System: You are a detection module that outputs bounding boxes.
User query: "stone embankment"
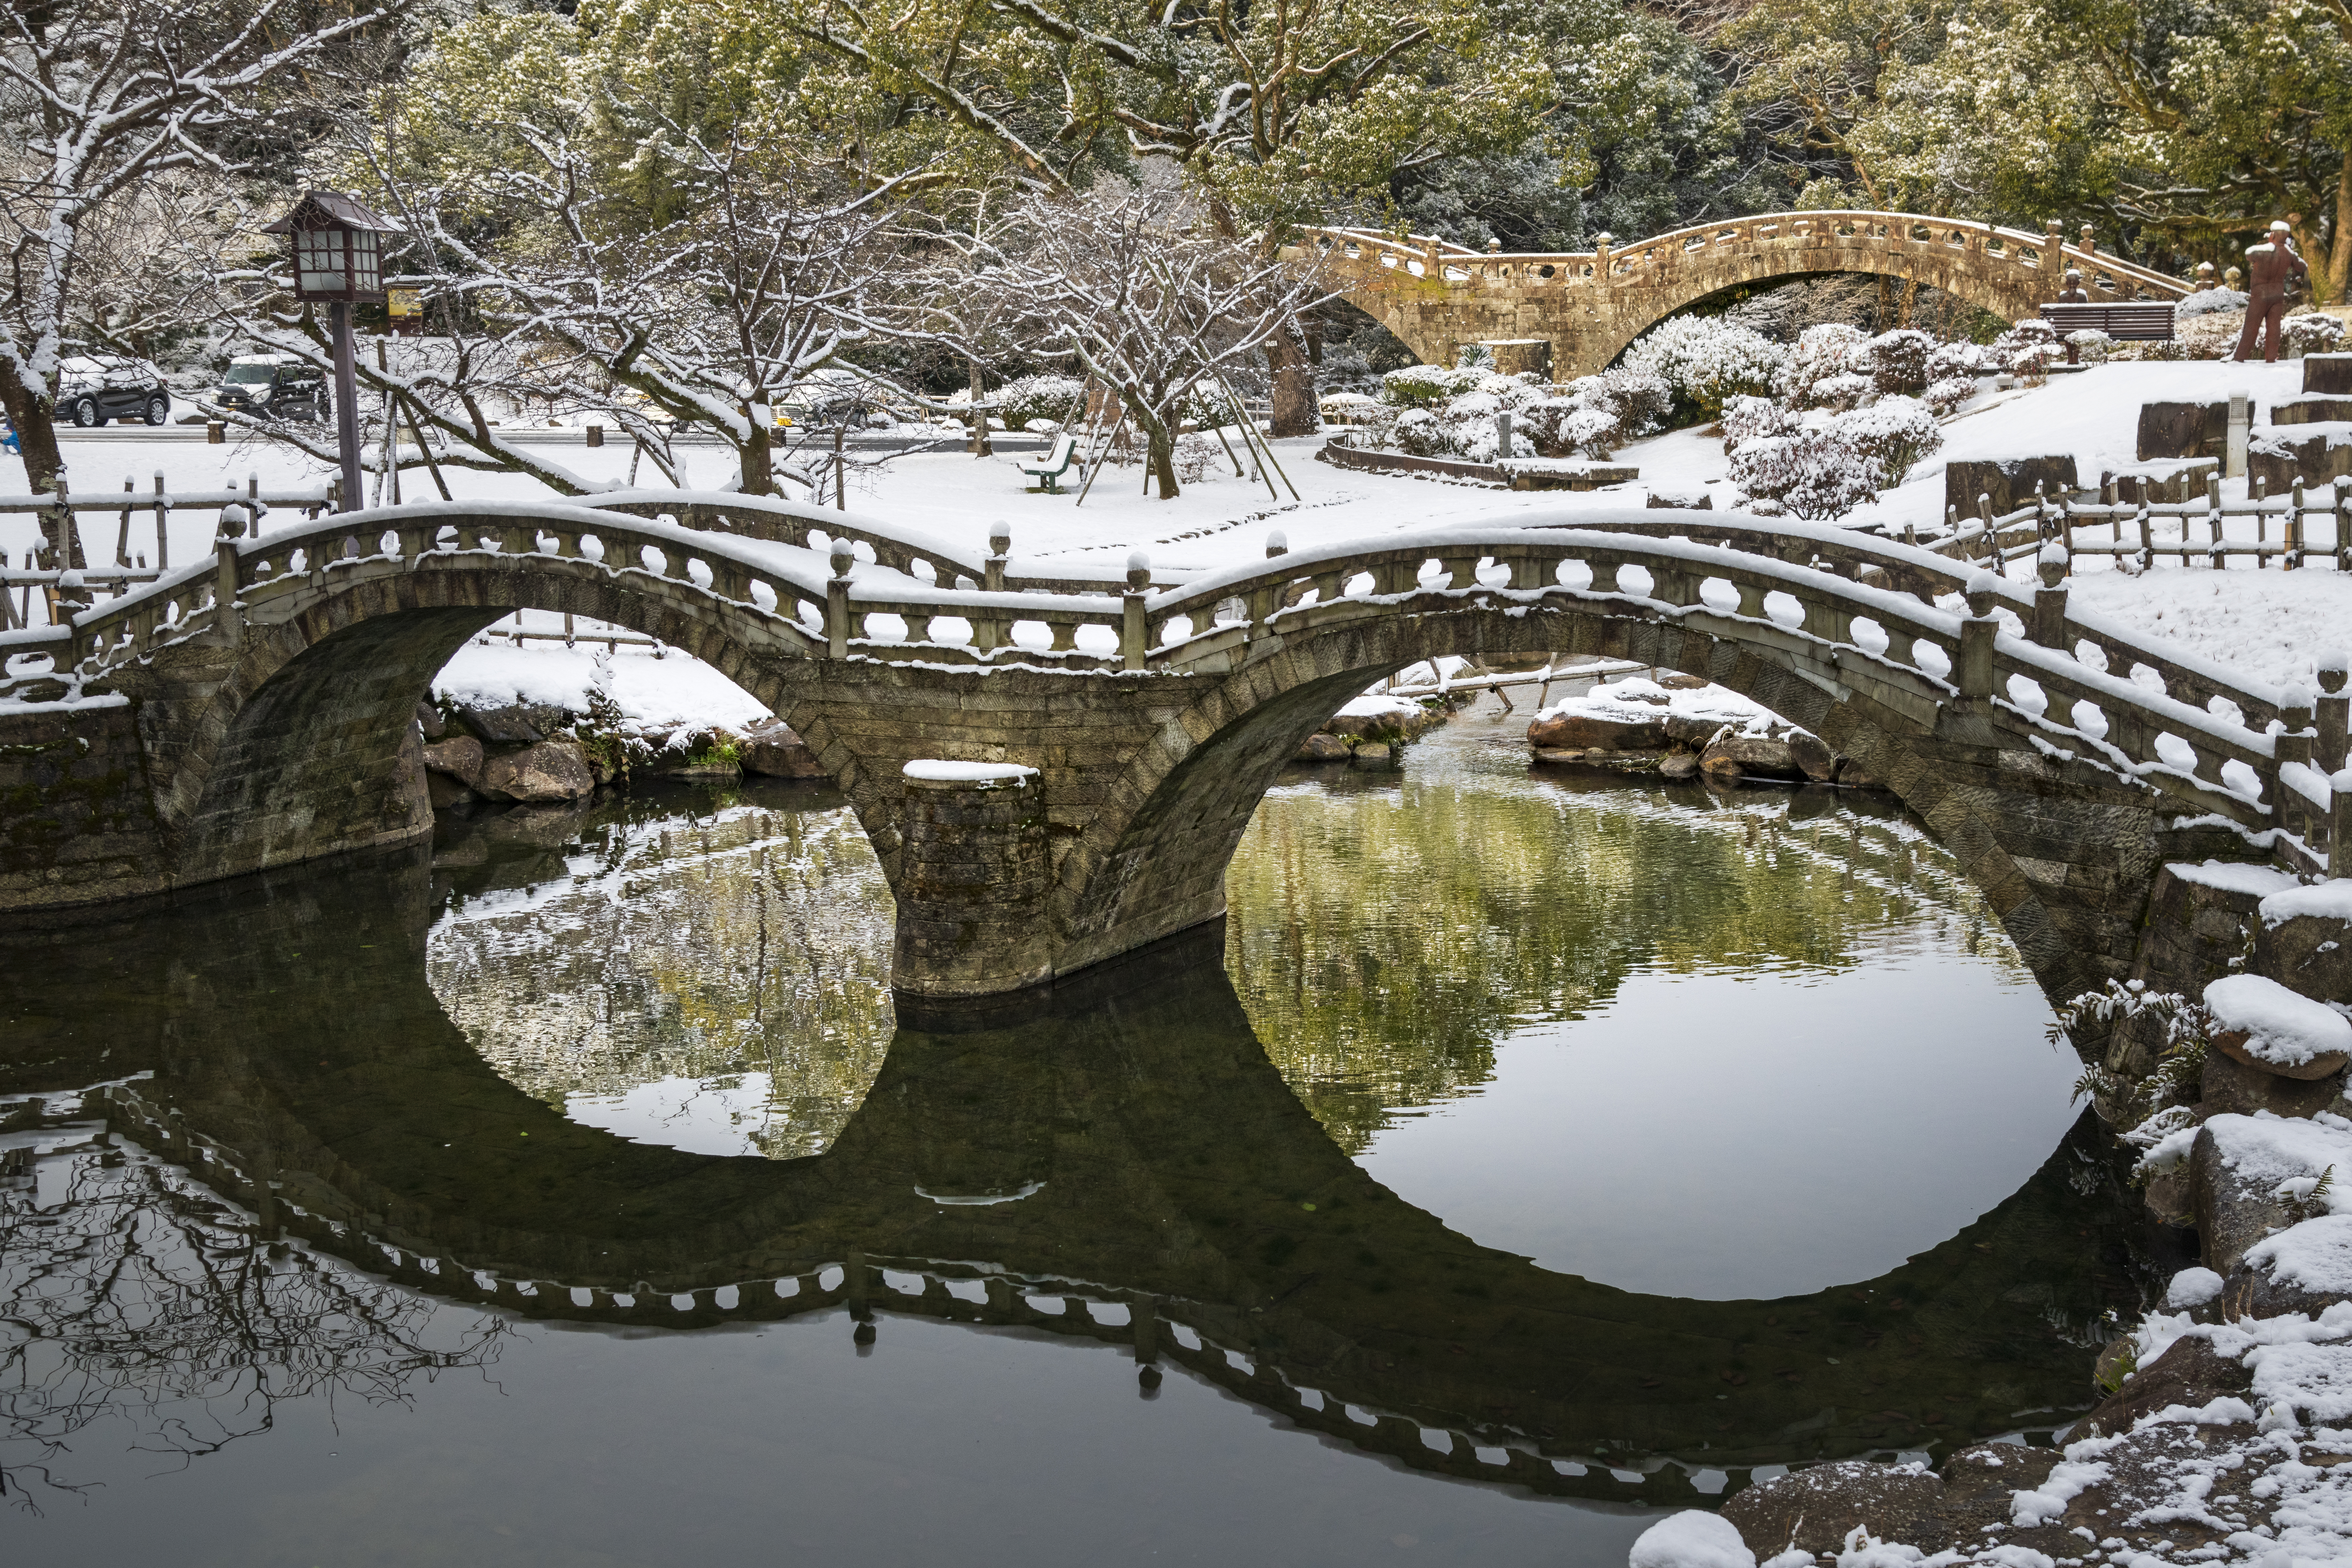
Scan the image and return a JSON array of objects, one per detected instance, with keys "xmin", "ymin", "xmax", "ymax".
[
  {"xmin": 417, "ymin": 697, "xmax": 825, "ymax": 810},
  {"xmin": 1635, "ymin": 867, "xmax": 2352, "ymax": 1568},
  {"xmin": 1526, "ymin": 674, "xmax": 1884, "ymax": 789}
]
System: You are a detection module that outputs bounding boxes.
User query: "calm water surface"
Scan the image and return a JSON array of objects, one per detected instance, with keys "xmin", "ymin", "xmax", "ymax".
[{"xmin": 1, "ymin": 700, "xmax": 2159, "ymax": 1566}]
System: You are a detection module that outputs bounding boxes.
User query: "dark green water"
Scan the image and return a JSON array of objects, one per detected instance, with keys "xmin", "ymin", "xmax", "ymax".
[{"xmin": 0, "ymin": 702, "xmax": 2159, "ymax": 1566}]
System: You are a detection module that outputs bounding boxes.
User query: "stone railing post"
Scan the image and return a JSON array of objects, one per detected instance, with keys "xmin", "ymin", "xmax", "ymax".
[
  {"xmin": 1594, "ymin": 232, "xmax": 1612, "ymax": 281},
  {"xmin": 1121, "ymin": 551, "xmax": 1150, "ymax": 671},
  {"xmin": 892, "ymin": 761, "xmax": 1050, "ymax": 996},
  {"xmin": 2033, "ymin": 544, "xmax": 2070, "ymax": 648},
  {"xmin": 1958, "ymin": 577, "xmax": 1999, "ymax": 699},
  {"xmin": 985, "ymin": 522, "xmax": 1009, "ymax": 593},
  {"xmin": 2317, "ymin": 655, "xmax": 2348, "ymax": 772},
  {"xmin": 213, "ymin": 530, "xmax": 243, "ymax": 647},
  {"xmin": 826, "ymin": 537, "xmax": 853, "ymax": 659}
]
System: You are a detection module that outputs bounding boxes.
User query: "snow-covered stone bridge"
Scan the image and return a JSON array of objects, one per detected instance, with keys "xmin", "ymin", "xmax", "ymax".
[
  {"xmin": 1297, "ymin": 211, "xmax": 2196, "ymax": 378},
  {"xmin": 0, "ymin": 490, "xmax": 2337, "ymax": 1006}
]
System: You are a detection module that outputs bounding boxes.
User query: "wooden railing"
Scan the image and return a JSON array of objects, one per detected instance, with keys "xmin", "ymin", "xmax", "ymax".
[
  {"xmin": 1925, "ymin": 474, "xmax": 2351, "ymax": 573},
  {"xmin": 6, "ymin": 497, "xmax": 2338, "ymax": 873}
]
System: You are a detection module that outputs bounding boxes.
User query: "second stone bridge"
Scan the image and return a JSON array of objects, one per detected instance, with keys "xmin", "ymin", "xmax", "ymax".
[{"xmin": 0, "ymin": 490, "xmax": 2338, "ymax": 1009}]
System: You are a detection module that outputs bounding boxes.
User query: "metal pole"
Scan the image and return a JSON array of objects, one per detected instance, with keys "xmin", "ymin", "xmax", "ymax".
[{"xmin": 332, "ymin": 302, "xmax": 363, "ymax": 513}]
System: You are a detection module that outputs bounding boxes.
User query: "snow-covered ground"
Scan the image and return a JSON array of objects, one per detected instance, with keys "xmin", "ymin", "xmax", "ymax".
[{"xmin": 10, "ymin": 355, "xmax": 2346, "ymax": 727}]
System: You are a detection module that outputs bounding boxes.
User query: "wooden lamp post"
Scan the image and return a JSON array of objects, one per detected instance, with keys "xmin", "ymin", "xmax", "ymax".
[{"xmin": 263, "ymin": 191, "xmax": 399, "ymax": 514}]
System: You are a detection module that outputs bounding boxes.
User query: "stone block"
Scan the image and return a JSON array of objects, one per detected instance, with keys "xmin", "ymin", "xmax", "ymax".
[
  {"xmin": 2136, "ymin": 401, "xmax": 2228, "ymax": 461},
  {"xmin": 2306, "ymin": 353, "xmax": 2352, "ymax": 395},
  {"xmin": 2248, "ymin": 426, "xmax": 2352, "ymax": 492},
  {"xmin": 1947, "ymin": 455, "xmax": 2080, "ymax": 516},
  {"xmin": 2270, "ymin": 396, "xmax": 2352, "ymax": 426}
]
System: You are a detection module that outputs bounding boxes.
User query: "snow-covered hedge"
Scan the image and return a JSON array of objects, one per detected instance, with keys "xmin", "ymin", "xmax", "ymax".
[
  {"xmin": 1380, "ymin": 364, "xmax": 1491, "ymax": 407},
  {"xmin": 1865, "ymin": 328, "xmax": 1934, "ymax": 395},
  {"xmin": 1922, "ymin": 375, "xmax": 1975, "ymax": 416},
  {"xmin": 1729, "ymin": 396, "xmax": 1944, "ymax": 520},
  {"xmin": 1779, "ymin": 323, "xmax": 1867, "ymax": 408},
  {"xmin": 2178, "ymin": 286, "xmax": 2249, "ymax": 318},
  {"xmin": 1925, "ymin": 340, "xmax": 1991, "ymax": 381},
  {"xmin": 2286, "ymin": 313, "xmax": 2347, "ymax": 354},
  {"xmin": 1720, "ymin": 393, "xmax": 1800, "ymax": 455},
  {"xmin": 1622, "ymin": 315, "xmax": 1785, "ymax": 414},
  {"xmin": 993, "ymin": 374, "xmax": 1086, "ymax": 431}
]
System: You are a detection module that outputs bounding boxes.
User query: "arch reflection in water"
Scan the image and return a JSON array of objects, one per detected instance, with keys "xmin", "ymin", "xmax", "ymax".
[{"xmin": 2, "ymin": 787, "xmax": 2154, "ymax": 1545}]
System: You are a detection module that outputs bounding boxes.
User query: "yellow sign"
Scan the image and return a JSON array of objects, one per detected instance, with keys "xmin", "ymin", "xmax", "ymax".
[{"xmin": 387, "ymin": 287, "xmax": 421, "ymax": 317}]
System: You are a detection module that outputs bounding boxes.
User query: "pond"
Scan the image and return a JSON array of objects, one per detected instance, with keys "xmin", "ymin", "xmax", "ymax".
[{"xmin": 0, "ymin": 698, "xmax": 2162, "ymax": 1566}]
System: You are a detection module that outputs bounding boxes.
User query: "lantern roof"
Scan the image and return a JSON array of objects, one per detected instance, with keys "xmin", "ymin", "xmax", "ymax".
[{"xmin": 261, "ymin": 191, "xmax": 401, "ymax": 236}]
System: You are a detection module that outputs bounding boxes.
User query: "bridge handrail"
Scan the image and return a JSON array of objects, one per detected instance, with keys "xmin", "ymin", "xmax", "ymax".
[
  {"xmin": 24, "ymin": 498, "xmax": 2324, "ymax": 869},
  {"xmin": 1145, "ymin": 511, "xmax": 2286, "ymax": 730}
]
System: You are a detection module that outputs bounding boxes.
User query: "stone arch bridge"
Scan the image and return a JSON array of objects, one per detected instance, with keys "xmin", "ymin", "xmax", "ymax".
[
  {"xmin": 0, "ymin": 489, "xmax": 2332, "ymax": 1009},
  {"xmin": 1294, "ymin": 211, "xmax": 2195, "ymax": 379}
]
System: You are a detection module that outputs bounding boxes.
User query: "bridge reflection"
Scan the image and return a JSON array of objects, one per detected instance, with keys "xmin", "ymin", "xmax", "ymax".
[{"xmin": 3, "ymin": 839, "xmax": 2153, "ymax": 1506}]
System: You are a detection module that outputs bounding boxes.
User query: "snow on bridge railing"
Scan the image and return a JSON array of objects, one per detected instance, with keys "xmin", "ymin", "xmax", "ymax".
[{"xmin": 17, "ymin": 496, "xmax": 2339, "ymax": 872}]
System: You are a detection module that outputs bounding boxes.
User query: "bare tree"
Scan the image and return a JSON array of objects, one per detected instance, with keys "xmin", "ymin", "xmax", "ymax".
[
  {"xmin": 942, "ymin": 182, "xmax": 1328, "ymax": 498},
  {"xmin": 0, "ymin": 0, "xmax": 396, "ymax": 545}
]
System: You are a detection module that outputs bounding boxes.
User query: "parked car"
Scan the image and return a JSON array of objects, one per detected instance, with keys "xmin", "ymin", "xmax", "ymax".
[
  {"xmin": 211, "ymin": 354, "xmax": 330, "ymax": 422},
  {"xmin": 56, "ymin": 353, "xmax": 172, "ymax": 427}
]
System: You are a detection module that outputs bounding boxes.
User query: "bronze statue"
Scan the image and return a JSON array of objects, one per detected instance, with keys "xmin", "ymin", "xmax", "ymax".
[
  {"xmin": 2055, "ymin": 270, "xmax": 2090, "ymax": 304},
  {"xmin": 2233, "ymin": 220, "xmax": 2310, "ymax": 363}
]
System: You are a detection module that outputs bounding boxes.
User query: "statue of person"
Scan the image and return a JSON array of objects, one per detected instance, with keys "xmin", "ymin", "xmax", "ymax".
[
  {"xmin": 2056, "ymin": 270, "xmax": 2090, "ymax": 304},
  {"xmin": 2233, "ymin": 220, "xmax": 2310, "ymax": 363}
]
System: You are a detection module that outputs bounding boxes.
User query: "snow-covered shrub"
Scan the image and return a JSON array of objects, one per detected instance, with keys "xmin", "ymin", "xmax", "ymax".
[
  {"xmin": 1521, "ymin": 401, "xmax": 1619, "ymax": 458},
  {"xmin": 1381, "ymin": 363, "xmax": 1486, "ymax": 407},
  {"xmin": 1833, "ymin": 395, "xmax": 1944, "ymax": 486},
  {"xmin": 2066, "ymin": 328, "xmax": 2114, "ymax": 365},
  {"xmin": 1810, "ymin": 370, "xmax": 1874, "ymax": 412},
  {"xmin": 1925, "ymin": 340, "xmax": 1990, "ymax": 382},
  {"xmin": 1728, "ymin": 397, "xmax": 1943, "ymax": 520},
  {"xmin": 993, "ymin": 374, "xmax": 1086, "ymax": 431},
  {"xmin": 2285, "ymin": 313, "xmax": 2347, "ymax": 354},
  {"xmin": 1729, "ymin": 432, "xmax": 1881, "ymax": 521},
  {"xmin": 1990, "ymin": 319, "xmax": 2063, "ymax": 381},
  {"xmin": 1622, "ymin": 315, "xmax": 1785, "ymax": 415},
  {"xmin": 1922, "ymin": 375, "xmax": 1975, "ymax": 416},
  {"xmin": 1720, "ymin": 393, "xmax": 1799, "ymax": 454},
  {"xmin": 1546, "ymin": 367, "xmax": 1671, "ymax": 448},
  {"xmin": 1778, "ymin": 323, "xmax": 1868, "ymax": 407},
  {"xmin": 1865, "ymin": 328, "xmax": 1934, "ymax": 395},
  {"xmin": 1392, "ymin": 407, "xmax": 1453, "ymax": 456},
  {"xmin": 2178, "ymin": 287, "xmax": 2249, "ymax": 317}
]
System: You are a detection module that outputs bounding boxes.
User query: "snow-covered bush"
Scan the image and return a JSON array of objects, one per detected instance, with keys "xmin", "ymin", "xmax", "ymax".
[
  {"xmin": 1810, "ymin": 370, "xmax": 1875, "ymax": 412},
  {"xmin": 1720, "ymin": 394, "xmax": 1800, "ymax": 454},
  {"xmin": 993, "ymin": 374, "xmax": 1086, "ymax": 431},
  {"xmin": 1922, "ymin": 375, "xmax": 1975, "ymax": 416},
  {"xmin": 1521, "ymin": 398, "xmax": 1620, "ymax": 458},
  {"xmin": 2285, "ymin": 313, "xmax": 2347, "ymax": 354},
  {"xmin": 1833, "ymin": 395, "xmax": 1943, "ymax": 486},
  {"xmin": 1990, "ymin": 319, "xmax": 2064, "ymax": 381},
  {"xmin": 1548, "ymin": 367, "xmax": 1672, "ymax": 448},
  {"xmin": 1728, "ymin": 397, "xmax": 1944, "ymax": 520},
  {"xmin": 1393, "ymin": 407, "xmax": 1451, "ymax": 456},
  {"xmin": 1622, "ymin": 315, "xmax": 1785, "ymax": 414},
  {"xmin": 1380, "ymin": 363, "xmax": 1491, "ymax": 407},
  {"xmin": 1729, "ymin": 432, "xmax": 1881, "ymax": 521},
  {"xmin": 2065, "ymin": 328, "xmax": 2114, "ymax": 365},
  {"xmin": 1778, "ymin": 323, "xmax": 1868, "ymax": 406},
  {"xmin": 2178, "ymin": 287, "xmax": 2249, "ymax": 318},
  {"xmin": 1865, "ymin": 328, "xmax": 1934, "ymax": 395},
  {"xmin": 1926, "ymin": 340, "xmax": 1990, "ymax": 382}
]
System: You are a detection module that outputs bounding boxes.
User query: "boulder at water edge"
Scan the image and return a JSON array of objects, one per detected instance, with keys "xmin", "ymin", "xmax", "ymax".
[
  {"xmin": 1528, "ymin": 710, "xmax": 1668, "ymax": 751},
  {"xmin": 422, "ymin": 735, "xmax": 485, "ymax": 791},
  {"xmin": 480, "ymin": 740, "xmax": 596, "ymax": 803},
  {"xmin": 742, "ymin": 718, "xmax": 827, "ymax": 778}
]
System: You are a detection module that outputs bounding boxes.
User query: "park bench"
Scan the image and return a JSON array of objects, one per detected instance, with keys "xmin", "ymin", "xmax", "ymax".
[
  {"xmin": 1017, "ymin": 433, "xmax": 1081, "ymax": 494},
  {"xmin": 2039, "ymin": 302, "xmax": 2176, "ymax": 355}
]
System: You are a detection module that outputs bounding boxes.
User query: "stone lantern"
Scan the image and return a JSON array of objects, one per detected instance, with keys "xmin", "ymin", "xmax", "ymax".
[{"xmin": 263, "ymin": 191, "xmax": 400, "ymax": 513}]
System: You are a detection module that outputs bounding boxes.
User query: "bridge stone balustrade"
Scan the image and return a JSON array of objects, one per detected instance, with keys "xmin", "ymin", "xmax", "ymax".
[
  {"xmin": 1295, "ymin": 212, "xmax": 2195, "ymax": 379},
  {"xmin": 0, "ymin": 494, "xmax": 2335, "ymax": 1013}
]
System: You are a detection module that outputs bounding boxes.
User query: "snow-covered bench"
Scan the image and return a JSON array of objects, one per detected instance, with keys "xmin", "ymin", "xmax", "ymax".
[{"xmin": 1017, "ymin": 434, "xmax": 1081, "ymax": 494}]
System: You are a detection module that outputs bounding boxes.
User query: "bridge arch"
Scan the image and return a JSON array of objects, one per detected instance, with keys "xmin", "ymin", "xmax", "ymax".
[{"xmin": 1298, "ymin": 212, "xmax": 2193, "ymax": 378}]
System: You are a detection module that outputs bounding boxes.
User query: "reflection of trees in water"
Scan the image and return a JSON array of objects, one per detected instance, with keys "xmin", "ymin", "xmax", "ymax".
[
  {"xmin": 428, "ymin": 802, "xmax": 896, "ymax": 1160},
  {"xmin": 1, "ymin": 1101, "xmax": 506, "ymax": 1513},
  {"xmin": 1226, "ymin": 779, "xmax": 2018, "ymax": 1154}
]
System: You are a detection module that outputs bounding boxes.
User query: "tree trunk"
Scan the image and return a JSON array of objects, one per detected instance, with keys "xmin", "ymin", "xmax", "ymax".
[
  {"xmin": 967, "ymin": 358, "xmax": 992, "ymax": 455},
  {"xmin": 739, "ymin": 418, "xmax": 776, "ymax": 496},
  {"xmin": 1144, "ymin": 419, "xmax": 1179, "ymax": 499},
  {"xmin": 0, "ymin": 372, "xmax": 78, "ymax": 565},
  {"xmin": 2324, "ymin": 160, "xmax": 2351, "ymax": 305},
  {"xmin": 1265, "ymin": 322, "xmax": 1316, "ymax": 437}
]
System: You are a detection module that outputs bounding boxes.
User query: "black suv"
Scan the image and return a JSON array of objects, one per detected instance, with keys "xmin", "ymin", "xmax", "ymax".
[
  {"xmin": 57, "ymin": 353, "xmax": 172, "ymax": 427},
  {"xmin": 211, "ymin": 354, "xmax": 330, "ymax": 422}
]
